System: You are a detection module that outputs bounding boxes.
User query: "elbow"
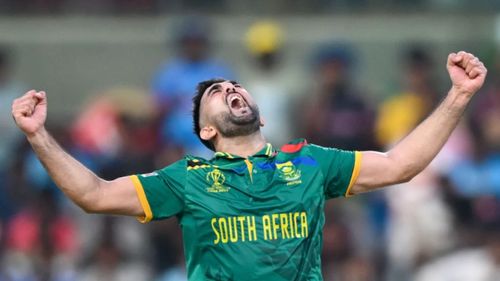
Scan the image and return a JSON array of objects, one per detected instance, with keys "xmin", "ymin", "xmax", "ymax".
[
  {"xmin": 80, "ymin": 202, "xmax": 99, "ymax": 214},
  {"xmin": 78, "ymin": 196, "xmax": 100, "ymax": 214},
  {"xmin": 77, "ymin": 182, "xmax": 105, "ymax": 214},
  {"xmin": 396, "ymin": 172, "xmax": 416, "ymax": 184},
  {"xmin": 394, "ymin": 164, "xmax": 422, "ymax": 184},
  {"xmin": 386, "ymin": 152, "xmax": 423, "ymax": 184},
  {"xmin": 80, "ymin": 205, "xmax": 95, "ymax": 214}
]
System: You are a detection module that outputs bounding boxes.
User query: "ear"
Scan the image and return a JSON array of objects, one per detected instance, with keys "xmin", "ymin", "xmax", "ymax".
[
  {"xmin": 200, "ymin": 126, "xmax": 217, "ymax": 142},
  {"xmin": 260, "ymin": 116, "xmax": 265, "ymax": 127}
]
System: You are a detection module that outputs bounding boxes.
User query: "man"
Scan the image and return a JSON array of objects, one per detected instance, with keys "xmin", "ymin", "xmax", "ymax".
[
  {"xmin": 152, "ymin": 17, "xmax": 234, "ymax": 158},
  {"xmin": 11, "ymin": 51, "xmax": 486, "ymax": 280},
  {"xmin": 303, "ymin": 44, "xmax": 376, "ymax": 151},
  {"xmin": 0, "ymin": 47, "xmax": 28, "ymax": 228}
]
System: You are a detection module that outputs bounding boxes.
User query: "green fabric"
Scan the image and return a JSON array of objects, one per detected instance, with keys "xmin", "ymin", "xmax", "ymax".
[
  {"xmin": 135, "ymin": 139, "xmax": 357, "ymax": 281},
  {"xmin": 136, "ymin": 159, "xmax": 187, "ymax": 219}
]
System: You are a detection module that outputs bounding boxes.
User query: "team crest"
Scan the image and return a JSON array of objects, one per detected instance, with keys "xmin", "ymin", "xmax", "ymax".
[
  {"xmin": 275, "ymin": 161, "xmax": 302, "ymax": 186},
  {"xmin": 206, "ymin": 169, "xmax": 230, "ymax": 193}
]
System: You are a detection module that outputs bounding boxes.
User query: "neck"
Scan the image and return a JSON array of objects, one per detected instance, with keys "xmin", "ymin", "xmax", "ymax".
[{"xmin": 214, "ymin": 131, "xmax": 267, "ymax": 158}]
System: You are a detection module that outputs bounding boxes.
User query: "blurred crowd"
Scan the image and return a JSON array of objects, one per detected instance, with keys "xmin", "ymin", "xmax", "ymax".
[{"xmin": 0, "ymin": 17, "xmax": 500, "ymax": 281}]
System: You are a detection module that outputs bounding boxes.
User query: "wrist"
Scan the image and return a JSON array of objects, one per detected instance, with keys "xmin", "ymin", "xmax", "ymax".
[
  {"xmin": 447, "ymin": 86, "xmax": 473, "ymax": 108},
  {"xmin": 26, "ymin": 127, "xmax": 48, "ymax": 143},
  {"xmin": 449, "ymin": 85, "xmax": 475, "ymax": 97}
]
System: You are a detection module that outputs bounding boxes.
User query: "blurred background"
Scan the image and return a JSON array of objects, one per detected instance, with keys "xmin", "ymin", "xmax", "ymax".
[{"xmin": 1, "ymin": 1, "xmax": 500, "ymax": 280}]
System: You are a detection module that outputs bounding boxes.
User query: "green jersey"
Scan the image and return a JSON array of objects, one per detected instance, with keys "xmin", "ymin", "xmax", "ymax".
[{"xmin": 131, "ymin": 139, "xmax": 361, "ymax": 281}]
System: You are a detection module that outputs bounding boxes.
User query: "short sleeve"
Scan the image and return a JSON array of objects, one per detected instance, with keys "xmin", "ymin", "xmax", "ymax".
[
  {"xmin": 130, "ymin": 159, "xmax": 187, "ymax": 223},
  {"xmin": 308, "ymin": 144, "xmax": 362, "ymax": 199}
]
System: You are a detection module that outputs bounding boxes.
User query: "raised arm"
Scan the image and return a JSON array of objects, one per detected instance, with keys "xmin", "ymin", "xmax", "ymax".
[
  {"xmin": 11, "ymin": 90, "xmax": 144, "ymax": 216},
  {"xmin": 351, "ymin": 51, "xmax": 487, "ymax": 195}
]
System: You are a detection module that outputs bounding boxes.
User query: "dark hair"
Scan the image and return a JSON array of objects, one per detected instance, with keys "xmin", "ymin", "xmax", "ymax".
[
  {"xmin": 192, "ymin": 78, "xmax": 226, "ymax": 151},
  {"xmin": 404, "ymin": 46, "xmax": 432, "ymax": 68}
]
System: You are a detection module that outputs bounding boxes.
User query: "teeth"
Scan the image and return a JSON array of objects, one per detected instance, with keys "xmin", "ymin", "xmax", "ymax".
[{"xmin": 228, "ymin": 94, "xmax": 244, "ymax": 108}]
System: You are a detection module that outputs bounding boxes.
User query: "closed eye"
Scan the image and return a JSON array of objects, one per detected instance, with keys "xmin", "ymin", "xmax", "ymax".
[{"xmin": 207, "ymin": 84, "xmax": 222, "ymax": 96}]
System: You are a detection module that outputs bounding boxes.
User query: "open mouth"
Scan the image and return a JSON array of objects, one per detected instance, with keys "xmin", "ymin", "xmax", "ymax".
[
  {"xmin": 226, "ymin": 93, "xmax": 252, "ymax": 117},
  {"xmin": 227, "ymin": 93, "xmax": 248, "ymax": 110}
]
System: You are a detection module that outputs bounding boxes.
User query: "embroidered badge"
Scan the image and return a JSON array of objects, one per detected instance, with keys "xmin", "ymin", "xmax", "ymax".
[
  {"xmin": 275, "ymin": 161, "xmax": 302, "ymax": 186},
  {"xmin": 206, "ymin": 168, "xmax": 230, "ymax": 193}
]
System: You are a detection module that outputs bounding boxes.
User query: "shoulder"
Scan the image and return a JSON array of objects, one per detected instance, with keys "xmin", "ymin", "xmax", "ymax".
[
  {"xmin": 279, "ymin": 139, "xmax": 354, "ymax": 164},
  {"xmin": 153, "ymin": 155, "xmax": 215, "ymax": 177},
  {"xmin": 156, "ymin": 155, "xmax": 208, "ymax": 172},
  {"xmin": 279, "ymin": 138, "xmax": 309, "ymax": 153},
  {"xmin": 279, "ymin": 138, "xmax": 338, "ymax": 154},
  {"xmin": 279, "ymin": 139, "xmax": 328, "ymax": 161},
  {"xmin": 184, "ymin": 155, "xmax": 213, "ymax": 171}
]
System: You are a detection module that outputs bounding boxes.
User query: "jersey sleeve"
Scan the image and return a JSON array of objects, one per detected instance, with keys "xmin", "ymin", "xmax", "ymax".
[
  {"xmin": 308, "ymin": 144, "xmax": 362, "ymax": 199},
  {"xmin": 130, "ymin": 159, "xmax": 187, "ymax": 223}
]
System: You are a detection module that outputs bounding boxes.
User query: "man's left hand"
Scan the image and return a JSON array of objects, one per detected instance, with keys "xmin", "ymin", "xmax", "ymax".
[{"xmin": 447, "ymin": 51, "xmax": 487, "ymax": 98}]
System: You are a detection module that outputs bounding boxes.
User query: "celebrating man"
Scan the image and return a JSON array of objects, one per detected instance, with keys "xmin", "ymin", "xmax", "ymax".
[{"xmin": 11, "ymin": 51, "xmax": 486, "ymax": 280}]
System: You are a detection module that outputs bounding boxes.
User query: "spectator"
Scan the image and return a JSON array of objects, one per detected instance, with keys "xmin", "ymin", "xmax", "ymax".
[
  {"xmin": 241, "ymin": 21, "xmax": 300, "ymax": 146},
  {"xmin": 0, "ymin": 47, "xmax": 25, "ymax": 169},
  {"xmin": 301, "ymin": 44, "xmax": 376, "ymax": 151},
  {"xmin": 0, "ymin": 47, "xmax": 28, "ymax": 220},
  {"xmin": 376, "ymin": 46, "xmax": 440, "ymax": 148},
  {"xmin": 151, "ymin": 17, "xmax": 235, "ymax": 158}
]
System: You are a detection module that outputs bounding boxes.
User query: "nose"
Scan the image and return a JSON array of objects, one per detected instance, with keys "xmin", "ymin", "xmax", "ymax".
[{"xmin": 225, "ymin": 85, "xmax": 236, "ymax": 94}]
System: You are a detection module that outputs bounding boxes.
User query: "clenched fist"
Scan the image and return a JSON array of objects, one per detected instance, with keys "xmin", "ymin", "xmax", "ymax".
[
  {"xmin": 447, "ymin": 51, "xmax": 487, "ymax": 97},
  {"xmin": 12, "ymin": 90, "xmax": 47, "ymax": 136}
]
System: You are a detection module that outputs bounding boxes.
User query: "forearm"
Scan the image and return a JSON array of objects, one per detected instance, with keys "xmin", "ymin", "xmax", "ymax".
[
  {"xmin": 27, "ymin": 127, "xmax": 103, "ymax": 212},
  {"xmin": 352, "ymin": 51, "xmax": 486, "ymax": 194},
  {"xmin": 387, "ymin": 87, "xmax": 470, "ymax": 180}
]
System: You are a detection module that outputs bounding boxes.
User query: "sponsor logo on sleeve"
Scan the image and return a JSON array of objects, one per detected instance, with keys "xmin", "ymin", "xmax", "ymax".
[{"xmin": 141, "ymin": 172, "xmax": 158, "ymax": 177}]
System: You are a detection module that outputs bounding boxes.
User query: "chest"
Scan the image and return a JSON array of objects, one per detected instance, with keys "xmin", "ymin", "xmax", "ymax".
[{"xmin": 183, "ymin": 157, "xmax": 325, "ymax": 218}]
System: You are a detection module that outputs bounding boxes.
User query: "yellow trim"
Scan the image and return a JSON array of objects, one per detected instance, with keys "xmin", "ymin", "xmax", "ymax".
[
  {"xmin": 130, "ymin": 175, "xmax": 153, "ymax": 223},
  {"xmin": 214, "ymin": 151, "xmax": 235, "ymax": 159},
  {"xmin": 187, "ymin": 164, "xmax": 211, "ymax": 170},
  {"xmin": 345, "ymin": 151, "xmax": 362, "ymax": 198},
  {"xmin": 265, "ymin": 143, "xmax": 272, "ymax": 156},
  {"xmin": 244, "ymin": 159, "xmax": 254, "ymax": 183}
]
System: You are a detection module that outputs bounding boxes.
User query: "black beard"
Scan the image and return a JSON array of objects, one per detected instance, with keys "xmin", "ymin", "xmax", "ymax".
[{"xmin": 213, "ymin": 105, "xmax": 261, "ymax": 138}]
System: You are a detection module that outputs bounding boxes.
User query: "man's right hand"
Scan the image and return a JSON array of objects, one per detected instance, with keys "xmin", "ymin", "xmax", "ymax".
[
  {"xmin": 11, "ymin": 89, "xmax": 144, "ymax": 218},
  {"xmin": 12, "ymin": 90, "xmax": 47, "ymax": 136}
]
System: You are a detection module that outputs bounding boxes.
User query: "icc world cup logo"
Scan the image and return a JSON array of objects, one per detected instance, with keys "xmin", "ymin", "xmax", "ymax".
[{"xmin": 206, "ymin": 169, "xmax": 229, "ymax": 192}]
